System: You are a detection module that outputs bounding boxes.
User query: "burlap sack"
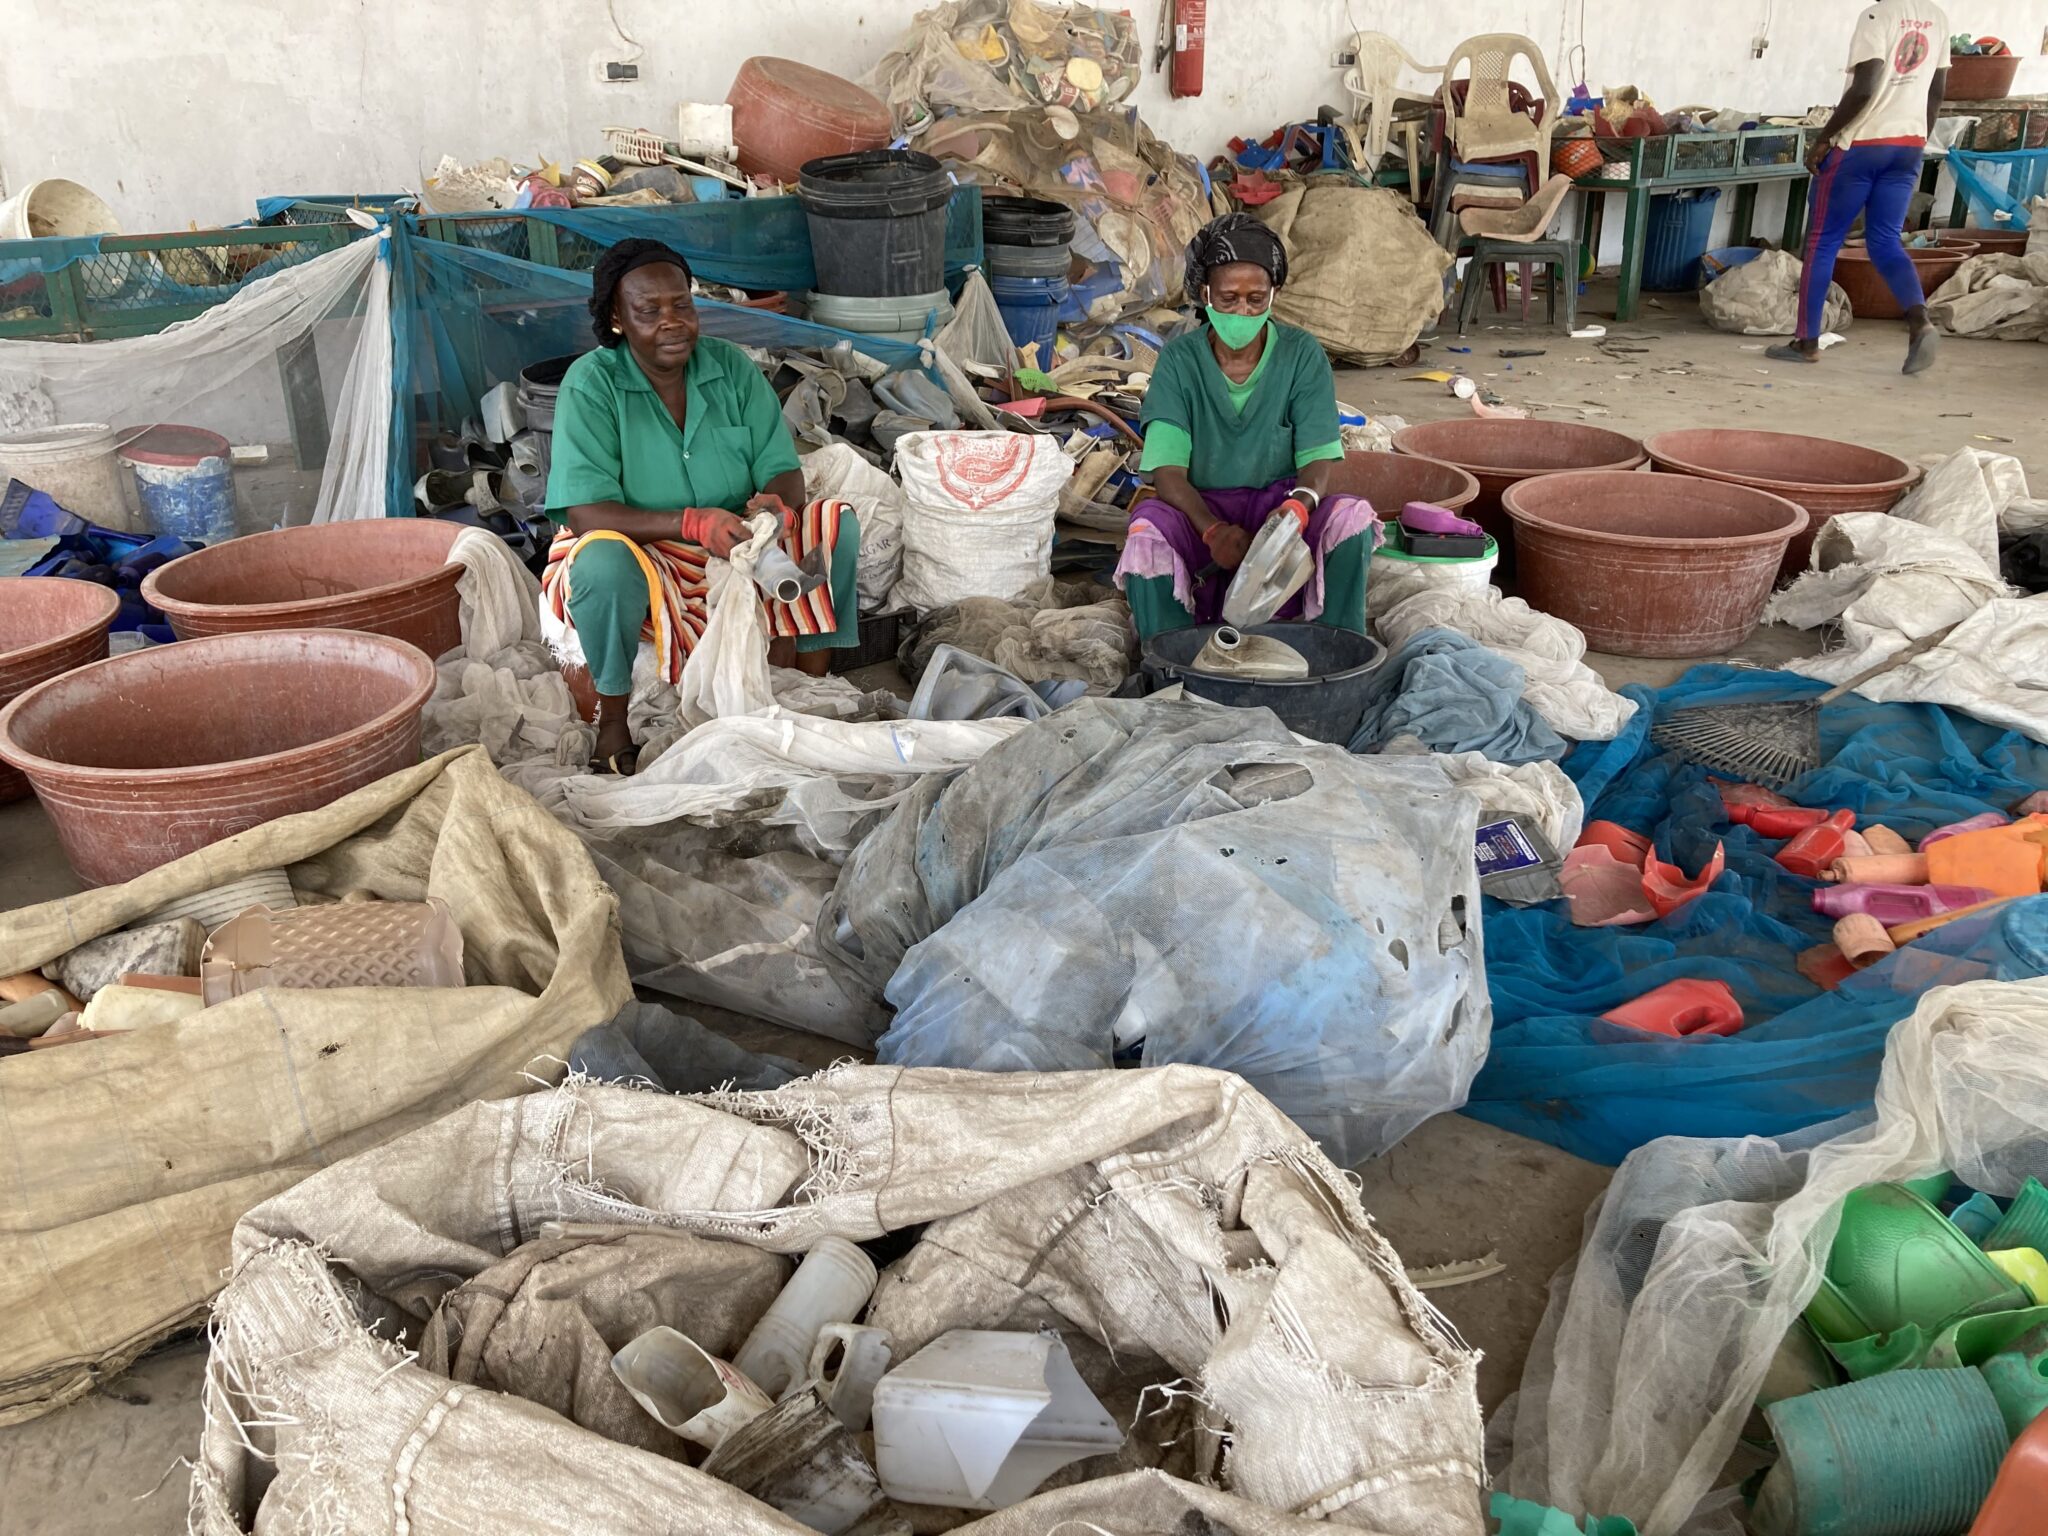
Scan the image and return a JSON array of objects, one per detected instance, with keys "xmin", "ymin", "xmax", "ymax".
[
  {"xmin": 0, "ymin": 745, "xmax": 631, "ymax": 1423},
  {"xmin": 195, "ymin": 1066, "xmax": 1485, "ymax": 1534},
  {"xmin": 1258, "ymin": 183, "xmax": 1452, "ymax": 365}
]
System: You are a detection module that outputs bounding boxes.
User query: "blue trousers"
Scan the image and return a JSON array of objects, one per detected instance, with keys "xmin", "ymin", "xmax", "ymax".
[{"xmin": 1799, "ymin": 142, "xmax": 1926, "ymax": 340}]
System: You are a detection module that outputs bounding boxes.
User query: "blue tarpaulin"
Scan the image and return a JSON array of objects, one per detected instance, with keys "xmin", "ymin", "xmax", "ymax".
[{"xmin": 1466, "ymin": 666, "xmax": 2048, "ymax": 1165}]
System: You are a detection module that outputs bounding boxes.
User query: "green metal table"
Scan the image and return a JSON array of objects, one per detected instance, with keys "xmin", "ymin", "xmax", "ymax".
[{"xmin": 1570, "ymin": 125, "xmax": 1819, "ymax": 321}]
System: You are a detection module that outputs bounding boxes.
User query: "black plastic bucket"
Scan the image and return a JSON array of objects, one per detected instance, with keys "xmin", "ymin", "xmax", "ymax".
[
  {"xmin": 981, "ymin": 196, "xmax": 1076, "ymax": 247},
  {"xmin": 986, "ymin": 241, "xmax": 1071, "ymax": 279},
  {"xmin": 1141, "ymin": 623, "xmax": 1387, "ymax": 745},
  {"xmin": 798, "ymin": 151, "xmax": 952, "ymax": 298}
]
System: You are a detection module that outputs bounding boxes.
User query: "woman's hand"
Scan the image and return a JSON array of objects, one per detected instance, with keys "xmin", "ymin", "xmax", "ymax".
[
  {"xmin": 744, "ymin": 491, "xmax": 796, "ymax": 535},
  {"xmin": 1200, "ymin": 520, "xmax": 1252, "ymax": 571},
  {"xmin": 693, "ymin": 509, "xmax": 754, "ymax": 559}
]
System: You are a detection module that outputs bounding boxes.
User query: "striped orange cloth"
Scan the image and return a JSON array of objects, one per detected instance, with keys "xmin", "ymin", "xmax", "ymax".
[{"xmin": 540, "ymin": 499, "xmax": 844, "ymax": 683}]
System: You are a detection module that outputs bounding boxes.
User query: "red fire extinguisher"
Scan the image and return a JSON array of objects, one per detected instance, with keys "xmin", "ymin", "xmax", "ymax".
[{"xmin": 1169, "ymin": 0, "xmax": 1206, "ymax": 99}]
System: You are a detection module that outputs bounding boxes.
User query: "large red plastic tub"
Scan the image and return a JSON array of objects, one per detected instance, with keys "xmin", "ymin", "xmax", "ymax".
[
  {"xmin": 728, "ymin": 57, "xmax": 892, "ymax": 188},
  {"xmin": 1502, "ymin": 470, "xmax": 1808, "ymax": 657},
  {"xmin": 1391, "ymin": 419, "xmax": 1647, "ymax": 566},
  {"xmin": 1324, "ymin": 450, "xmax": 1481, "ymax": 516},
  {"xmin": 142, "ymin": 520, "xmax": 464, "ymax": 658},
  {"xmin": 1644, "ymin": 428, "xmax": 1920, "ymax": 579},
  {"xmin": 0, "ymin": 577, "xmax": 121, "ymax": 803},
  {"xmin": 0, "ymin": 629, "xmax": 435, "ymax": 885}
]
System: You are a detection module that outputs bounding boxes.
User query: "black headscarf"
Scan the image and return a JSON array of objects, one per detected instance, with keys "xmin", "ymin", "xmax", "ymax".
[
  {"xmin": 1183, "ymin": 213, "xmax": 1288, "ymax": 303},
  {"xmin": 589, "ymin": 239, "xmax": 695, "ymax": 347}
]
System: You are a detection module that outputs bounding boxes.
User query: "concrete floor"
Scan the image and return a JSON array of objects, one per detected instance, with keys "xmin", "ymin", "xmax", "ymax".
[{"xmin": 2, "ymin": 283, "xmax": 2042, "ymax": 1532}]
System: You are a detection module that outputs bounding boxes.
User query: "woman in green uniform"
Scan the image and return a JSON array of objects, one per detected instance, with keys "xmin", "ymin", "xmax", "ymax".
[
  {"xmin": 540, "ymin": 239, "xmax": 861, "ymax": 773},
  {"xmin": 1114, "ymin": 215, "xmax": 1375, "ymax": 642}
]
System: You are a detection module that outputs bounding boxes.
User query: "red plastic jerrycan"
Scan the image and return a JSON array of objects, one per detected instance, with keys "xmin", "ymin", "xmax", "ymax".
[
  {"xmin": 1776, "ymin": 810, "xmax": 1858, "ymax": 880},
  {"xmin": 1601, "ymin": 978, "xmax": 1745, "ymax": 1038}
]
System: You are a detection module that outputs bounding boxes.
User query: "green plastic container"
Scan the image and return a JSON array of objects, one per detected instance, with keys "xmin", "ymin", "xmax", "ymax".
[
  {"xmin": 1983, "ymin": 1177, "xmax": 2048, "ymax": 1255},
  {"xmin": 1805, "ymin": 1183, "xmax": 2029, "ymax": 1345},
  {"xmin": 1757, "ymin": 1368, "xmax": 2008, "ymax": 1536},
  {"xmin": 1981, "ymin": 1349, "xmax": 2048, "ymax": 1441}
]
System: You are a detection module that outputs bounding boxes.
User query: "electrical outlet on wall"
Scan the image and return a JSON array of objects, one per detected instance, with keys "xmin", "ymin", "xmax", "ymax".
[
  {"xmin": 591, "ymin": 52, "xmax": 639, "ymax": 85},
  {"xmin": 1752, "ymin": 34, "xmax": 1770, "ymax": 59},
  {"xmin": 1331, "ymin": 49, "xmax": 1357, "ymax": 68}
]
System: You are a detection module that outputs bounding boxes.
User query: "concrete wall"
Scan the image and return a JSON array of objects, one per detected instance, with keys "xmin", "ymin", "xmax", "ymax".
[{"xmin": 3, "ymin": 0, "xmax": 2045, "ymax": 232}]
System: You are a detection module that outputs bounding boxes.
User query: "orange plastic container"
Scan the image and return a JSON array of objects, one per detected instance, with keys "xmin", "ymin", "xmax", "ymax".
[
  {"xmin": 0, "ymin": 577, "xmax": 120, "ymax": 803},
  {"xmin": 1924, "ymin": 820, "xmax": 2048, "ymax": 899},
  {"xmin": 1777, "ymin": 810, "xmax": 1859, "ymax": 879},
  {"xmin": 1643, "ymin": 841, "xmax": 1725, "ymax": 916},
  {"xmin": 1970, "ymin": 1407, "xmax": 2048, "ymax": 1535},
  {"xmin": 1602, "ymin": 978, "xmax": 1744, "ymax": 1038},
  {"xmin": 727, "ymin": 57, "xmax": 892, "ymax": 188},
  {"xmin": 1577, "ymin": 820, "xmax": 1651, "ymax": 868}
]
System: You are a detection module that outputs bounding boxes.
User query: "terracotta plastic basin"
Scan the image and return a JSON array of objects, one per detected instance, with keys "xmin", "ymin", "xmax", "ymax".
[
  {"xmin": 0, "ymin": 629, "xmax": 435, "ymax": 885},
  {"xmin": 1502, "ymin": 470, "xmax": 1808, "ymax": 658},
  {"xmin": 1323, "ymin": 450, "xmax": 1481, "ymax": 517},
  {"xmin": 1391, "ymin": 419, "xmax": 1647, "ymax": 567},
  {"xmin": 1644, "ymin": 428, "xmax": 1921, "ymax": 580},
  {"xmin": 1835, "ymin": 239, "xmax": 1978, "ymax": 320},
  {"xmin": 142, "ymin": 520, "xmax": 465, "ymax": 658},
  {"xmin": 0, "ymin": 577, "xmax": 122, "ymax": 804}
]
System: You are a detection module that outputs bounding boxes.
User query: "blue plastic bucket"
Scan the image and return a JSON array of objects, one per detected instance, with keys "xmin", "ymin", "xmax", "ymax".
[
  {"xmin": 1644, "ymin": 188, "xmax": 1723, "ymax": 291},
  {"xmin": 990, "ymin": 273, "xmax": 1069, "ymax": 363},
  {"xmin": 117, "ymin": 425, "xmax": 235, "ymax": 544}
]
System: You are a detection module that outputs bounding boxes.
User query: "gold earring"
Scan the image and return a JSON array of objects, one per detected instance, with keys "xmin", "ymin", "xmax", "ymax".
[{"xmin": 612, "ymin": 324, "xmax": 624, "ymax": 334}]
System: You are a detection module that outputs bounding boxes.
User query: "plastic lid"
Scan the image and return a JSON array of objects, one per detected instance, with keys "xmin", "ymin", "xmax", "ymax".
[{"xmin": 117, "ymin": 425, "xmax": 231, "ymax": 466}]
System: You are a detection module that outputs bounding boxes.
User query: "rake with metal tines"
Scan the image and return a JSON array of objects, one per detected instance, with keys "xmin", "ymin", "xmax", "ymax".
[{"xmin": 1651, "ymin": 621, "xmax": 1964, "ymax": 787}]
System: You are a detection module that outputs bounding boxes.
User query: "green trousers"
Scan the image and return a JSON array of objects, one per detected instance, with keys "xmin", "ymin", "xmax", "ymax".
[
  {"xmin": 1124, "ymin": 526, "xmax": 1372, "ymax": 644},
  {"xmin": 565, "ymin": 509, "xmax": 863, "ymax": 695}
]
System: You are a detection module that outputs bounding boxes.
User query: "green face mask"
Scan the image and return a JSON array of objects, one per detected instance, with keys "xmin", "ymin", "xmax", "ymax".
[{"xmin": 1205, "ymin": 305, "xmax": 1271, "ymax": 350}]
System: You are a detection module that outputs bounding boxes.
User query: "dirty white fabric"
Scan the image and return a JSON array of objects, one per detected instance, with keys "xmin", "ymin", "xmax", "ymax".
[
  {"xmin": 679, "ymin": 510, "xmax": 783, "ymax": 728},
  {"xmin": 1376, "ymin": 587, "xmax": 1637, "ymax": 742},
  {"xmin": 799, "ymin": 441, "xmax": 905, "ymax": 610},
  {"xmin": 1763, "ymin": 450, "xmax": 2048, "ymax": 738},
  {"xmin": 0, "ymin": 234, "xmax": 391, "ymax": 528},
  {"xmin": 523, "ymin": 711, "xmax": 1028, "ymax": 858},
  {"xmin": 1383, "ymin": 740, "xmax": 1585, "ymax": 854},
  {"xmin": 196, "ymin": 1066, "xmax": 1485, "ymax": 1535},
  {"xmin": 0, "ymin": 747, "xmax": 631, "ymax": 1425},
  {"xmin": 1501, "ymin": 972, "xmax": 2048, "ymax": 1534},
  {"xmin": 1699, "ymin": 248, "xmax": 1853, "ymax": 336},
  {"xmin": 899, "ymin": 574, "xmax": 1136, "ymax": 689},
  {"xmin": 894, "ymin": 430, "xmax": 1074, "ymax": 609},
  {"xmin": 1928, "ymin": 251, "xmax": 2048, "ymax": 342},
  {"xmin": 826, "ymin": 697, "xmax": 1491, "ymax": 1164}
]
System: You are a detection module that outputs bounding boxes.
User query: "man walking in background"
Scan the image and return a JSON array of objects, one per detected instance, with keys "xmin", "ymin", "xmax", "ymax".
[{"xmin": 1771, "ymin": 1, "xmax": 1949, "ymax": 373}]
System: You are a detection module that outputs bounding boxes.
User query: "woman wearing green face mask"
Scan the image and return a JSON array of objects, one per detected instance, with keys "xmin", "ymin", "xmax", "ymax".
[{"xmin": 1115, "ymin": 213, "xmax": 1376, "ymax": 642}]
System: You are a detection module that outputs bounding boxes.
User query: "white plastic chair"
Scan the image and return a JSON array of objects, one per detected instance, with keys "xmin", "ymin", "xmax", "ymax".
[
  {"xmin": 1342, "ymin": 32, "xmax": 1443, "ymax": 168},
  {"xmin": 1440, "ymin": 33, "xmax": 1562, "ymax": 172}
]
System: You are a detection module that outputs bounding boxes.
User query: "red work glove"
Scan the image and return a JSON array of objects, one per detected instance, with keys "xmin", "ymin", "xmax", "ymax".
[
  {"xmin": 744, "ymin": 491, "xmax": 797, "ymax": 536},
  {"xmin": 1200, "ymin": 520, "xmax": 1252, "ymax": 571},
  {"xmin": 680, "ymin": 507, "xmax": 751, "ymax": 559},
  {"xmin": 1273, "ymin": 496, "xmax": 1313, "ymax": 535}
]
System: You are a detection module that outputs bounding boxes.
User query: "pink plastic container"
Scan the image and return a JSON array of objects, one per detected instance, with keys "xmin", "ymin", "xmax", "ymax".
[
  {"xmin": 1811, "ymin": 884, "xmax": 2002, "ymax": 924},
  {"xmin": 1921, "ymin": 812, "xmax": 2012, "ymax": 848},
  {"xmin": 0, "ymin": 629, "xmax": 434, "ymax": 885}
]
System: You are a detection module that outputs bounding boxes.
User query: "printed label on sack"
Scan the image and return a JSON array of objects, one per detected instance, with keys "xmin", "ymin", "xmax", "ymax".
[
  {"xmin": 1475, "ymin": 819, "xmax": 1543, "ymax": 876},
  {"xmin": 933, "ymin": 434, "xmax": 1037, "ymax": 510}
]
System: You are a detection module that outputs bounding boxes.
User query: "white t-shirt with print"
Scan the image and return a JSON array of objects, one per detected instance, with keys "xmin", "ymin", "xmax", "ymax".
[{"xmin": 1835, "ymin": 0, "xmax": 1949, "ymax": 147}]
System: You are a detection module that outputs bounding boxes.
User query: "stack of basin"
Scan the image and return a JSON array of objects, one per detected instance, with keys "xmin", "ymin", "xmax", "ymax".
[
  {"xmin": 1644, "ymin": 428, "xmax": 1920, "ymax": 581},
  {"xmin": 142, "ymin": 520, "xmax": 466, "ymax": 658},
  {"xmin": 0, "ymin": 629, "xmax": 436, "ymax": 885},
  {"xmin": 0, "ymin": 577, "xmax": 122, "ymax": 803},
  {"xmin": 1391, "ymin": 419, "xmax": 1647, "ymax": 569}
]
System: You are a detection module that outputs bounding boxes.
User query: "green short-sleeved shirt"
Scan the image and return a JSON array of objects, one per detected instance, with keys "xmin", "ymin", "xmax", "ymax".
[
  {"xmin": 1137, "ymin": 320, "xmax": 1343, "ymax": 490},
  {"xmin": 544, "ymin": 336, "xmax": 802, "ymax": 522}
]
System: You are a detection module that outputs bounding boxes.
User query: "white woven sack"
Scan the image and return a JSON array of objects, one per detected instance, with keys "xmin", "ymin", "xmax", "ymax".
[{"xmin": 894, "ymin": 430, "xmax": 1073, "ymax": 609}]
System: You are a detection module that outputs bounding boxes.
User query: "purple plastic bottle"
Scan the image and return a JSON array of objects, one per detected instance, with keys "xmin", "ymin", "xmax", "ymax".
[
  {"xmin": 1810, "ymin": 884, "xmax": 2000, "ymax": 923},
  {"xmin": 1920, "ymin": 812, "xmax": 2011, "ymax": 848}
]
